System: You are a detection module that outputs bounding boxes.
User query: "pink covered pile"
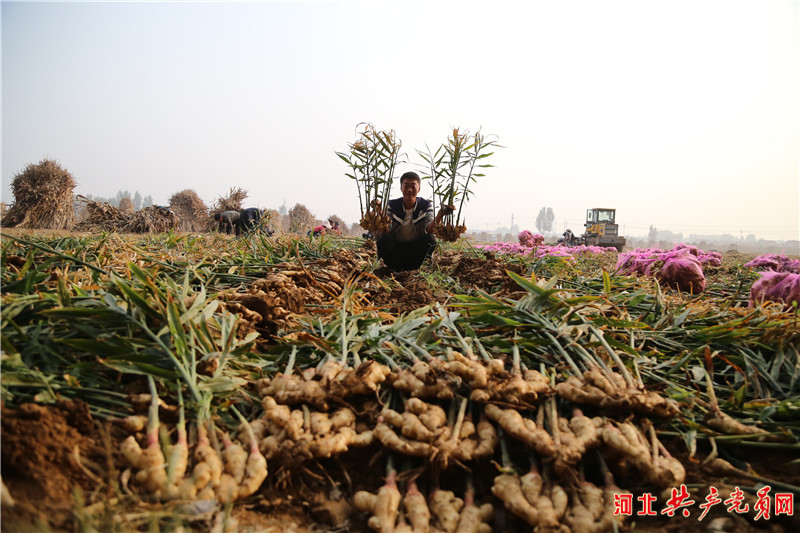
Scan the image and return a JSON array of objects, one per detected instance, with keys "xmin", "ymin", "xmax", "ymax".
[
  {"xmin": 518, "ymin": 230, "xmax": 545, "ymax": 247},
  {"xmin": 744, "ymin": 254, "xmax": 800, "ymax": 274},
  {"xmin": 749, "ymin": 271, "xmax": 800, "ymax": 308},
  {"xmin": 616, "ymin": 244, "xmax": 707, "ymax": 294},
  {"xmin": 478, "ymin": 233, "xmax": 615, "ymax": 261},
  {"xmin": 674, "ymin": 243, "xmax": 722, "ymax": 267}
]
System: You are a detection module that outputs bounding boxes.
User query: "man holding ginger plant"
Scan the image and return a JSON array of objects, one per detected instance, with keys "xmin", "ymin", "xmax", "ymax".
[{"xmin": 375, "ymin": 171, "xmax": 453, "ymax": 272}]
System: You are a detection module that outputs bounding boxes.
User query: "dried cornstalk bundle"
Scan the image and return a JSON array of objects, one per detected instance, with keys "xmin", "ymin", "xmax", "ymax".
[
  {"xmin": 555, "ymin": 367, "xmax": 679, "ymax": 418},
  {"xmin": 4, "ymin": 159, "xmax": 76, "ymax": 229},
  {"xmin": 211, "ymin": 186, "xmax": 248, "ymax": 213},
  {"xmin": 120, "ymin": 205, "xmax": 178, "ymax": 233},
  {"xmin": 169, "ymin": 189, "xmax": 211, "ymax": 232},
  {"xmin": 73, "ymin": 196, "xmax": 129, "ymax": 231},
  {"xmin": 74, "ymin": 197, "xmax": 178, "ymax": 233},
  {"xmin": 118, "ymin": 196, "xmax": 135, "ymax": 214}
]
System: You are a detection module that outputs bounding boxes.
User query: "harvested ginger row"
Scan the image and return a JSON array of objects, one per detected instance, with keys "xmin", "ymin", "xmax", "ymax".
[
  {"xmin": 254, "ymin": 397, "xmax": 373, "ymax": 464},
  {"xmin": 492, "ymin": 465, "xmax": 632, "ymax": 533},
  {"xmin": 484, "ymin": 404, "xmax": 556, "ymax": 458},
  {"xmin": 471, "ymin": 363, "xmax": 550, "ymax": 408},
  {"xmin": 374, "ymin": 398, "xmax": 497, "ymax": 464},
  {"xmin": 556, "ymin": 367, "xmax": 679, "ymax": 418},
  {"xmin": 600, "ymin": 420, "xmax": 685, "ymax": 488},
  {"xmin": 491, "ymin": 467, "xmax": 567, "ymax": 530},
  {"xmin": 550, "ymin": 408, "xmax": 601, "ymax": 476},
  {"xmin": 563, "ymin": 478, "xmax": 631, "ymax": 533},
  {"xmin": 256, "ymin": 359, "xmax": 391, "ymax": 410},
  {"xmin": 386, "ymin": 360, "xmax": 458, "ymax": 400},
  {"xmin": 387, "ymin": 350, "xmax": 497, "ymax": 400},
  {"xmin": 120, "ymin": 382, "xmax": 264, "ymax": 503},
  {"xmin": 121, "ymin": 420, "xmax": 267, "ymax": 503},
  {"xmin": 354, "ymin": 475, "xmax": 493, "ymax": 533}
]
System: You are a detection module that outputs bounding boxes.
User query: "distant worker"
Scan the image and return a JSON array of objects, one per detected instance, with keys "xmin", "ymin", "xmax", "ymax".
[
  {"xmin": 237, "ymin": 207, "xmax": 265, "ymax": 235},
  {"xmin": 561, "ymin": 229, "xmax": 577, "ymax": 246},
  {"xmin": 328, "ymin": 219, "xmax": 342, "ymax": 235},
  {"xmin": 310, "ymin": 222, "xmax": 329, "ymax": 237},
  {"xmin": 375, "ymin": 171, "xmax": 453, "ymax": 272},
  {"xmin": 213, "ymin": 210, "xmax": 241, "ymax": 235}
]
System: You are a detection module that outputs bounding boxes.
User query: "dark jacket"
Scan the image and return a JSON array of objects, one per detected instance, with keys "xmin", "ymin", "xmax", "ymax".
[
  {"xmin": 217, "ymin": 210, "xmax": 241, "ymax": 234},
  {"xmin": 236, "ymin": 208, "xmax": 265, "ymax": 235},
  {"xmin": 387, "ymin": 197, "xmax": 435, "ymax": 240}
]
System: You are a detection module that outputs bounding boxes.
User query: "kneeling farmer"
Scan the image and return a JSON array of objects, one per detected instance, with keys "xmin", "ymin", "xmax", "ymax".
[{"xmin": 375, "ymin": 171, "xmax": 452, "ymax": 272}]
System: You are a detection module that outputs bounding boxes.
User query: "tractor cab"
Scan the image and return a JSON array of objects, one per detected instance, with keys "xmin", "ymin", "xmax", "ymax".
[{"xmin": 585, "ymin": 208, "xmax": 617, "ymax": 237}]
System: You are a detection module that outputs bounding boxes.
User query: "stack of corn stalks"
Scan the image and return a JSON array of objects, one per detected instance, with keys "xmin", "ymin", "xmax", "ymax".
[
  {"xmin": 211, "ymin": 187, "xmax": 248, "ymax": 213},
  {"xmin": 4, "ymin": 158, "xmax": 76, "ymax": 230},
  {"xmin": 168, "ymin": 189, "xmax": 211, "ymax": 232},
  {"xmin": 74, "ymin": 196, "xmax": 178, "ymax": 233},
  {"xmin": 118, "ymin": 197, "xmax": 135, "ymax": 214}
]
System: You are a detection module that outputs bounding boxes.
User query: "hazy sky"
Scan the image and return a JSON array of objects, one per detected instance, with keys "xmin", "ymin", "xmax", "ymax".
[{"xmin": 3, "ymin": 0, "xmax": 798, "ymax": 242}]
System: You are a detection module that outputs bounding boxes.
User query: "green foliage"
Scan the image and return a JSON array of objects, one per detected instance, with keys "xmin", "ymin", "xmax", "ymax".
[
  {"xmin": 418, "ymin": 127, "xmax": 502, "ymax": 226},
  {"xmin": 336, "ymin": 123, "xmax": 405, "ymax": 218}
]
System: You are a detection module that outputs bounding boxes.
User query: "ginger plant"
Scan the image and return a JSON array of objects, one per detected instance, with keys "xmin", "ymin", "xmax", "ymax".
[
  {"xmin": 419, "ymin": 127, "xmax": 501, "ymax": 242},
  {"xmin": 336, "ymin": 122, "xmax": 404, "ymax": 234}
]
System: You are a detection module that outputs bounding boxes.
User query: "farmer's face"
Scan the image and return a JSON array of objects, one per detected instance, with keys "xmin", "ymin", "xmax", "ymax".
[{"xmin": 401, "ymin": 179, "xmax": 420, "ymax": 200}]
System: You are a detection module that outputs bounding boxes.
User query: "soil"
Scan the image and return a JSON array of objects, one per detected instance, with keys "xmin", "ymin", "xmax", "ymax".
[{"xmin": 1, "ymin": 400, "xmax": 109, "ymax": 531}]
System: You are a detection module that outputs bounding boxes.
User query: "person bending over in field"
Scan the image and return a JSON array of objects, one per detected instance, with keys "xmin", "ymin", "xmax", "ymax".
[
  {"xmin": 213, "ymin": 210, "xmax": 241, "ymax": 235},
  {"xmin": 310, "ymin": 222, "xmax": 329, "ymax": 238},
  {"xmin": 328, "ymin": 219, "xmax": 342, "ymax": 235},
  {"xmin": 375, "ymin": 171, "xmax": 453, "ymax": 272},
  {"xmin": 237, "ymin": 207, "xmax": 266, "ymax": 235}
]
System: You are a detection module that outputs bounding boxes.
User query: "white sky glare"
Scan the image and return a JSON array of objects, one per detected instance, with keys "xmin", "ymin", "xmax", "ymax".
[{"xmin": 3, "ymin": 0, "xmax": 798, "ymax": 243}]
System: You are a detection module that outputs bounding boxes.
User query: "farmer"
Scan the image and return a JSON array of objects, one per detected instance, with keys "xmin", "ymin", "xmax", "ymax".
[
  {"xmin": 213, "ymin": 210, "xmax": 241, "ymax": 235},
  {"xmin": 310, "ymin": 222, "xmax": 329, "ymax": 238},
  {"xmin": 375, "ymin": 171, "xmax": 453, "ymax": 272},
  {"xmin": 328, "ymin": 219, "xmax": 342, "ymax": 235},
  {"xmin": 237, "ymin": 207, "xmax": 265, "ymax": 235}
]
